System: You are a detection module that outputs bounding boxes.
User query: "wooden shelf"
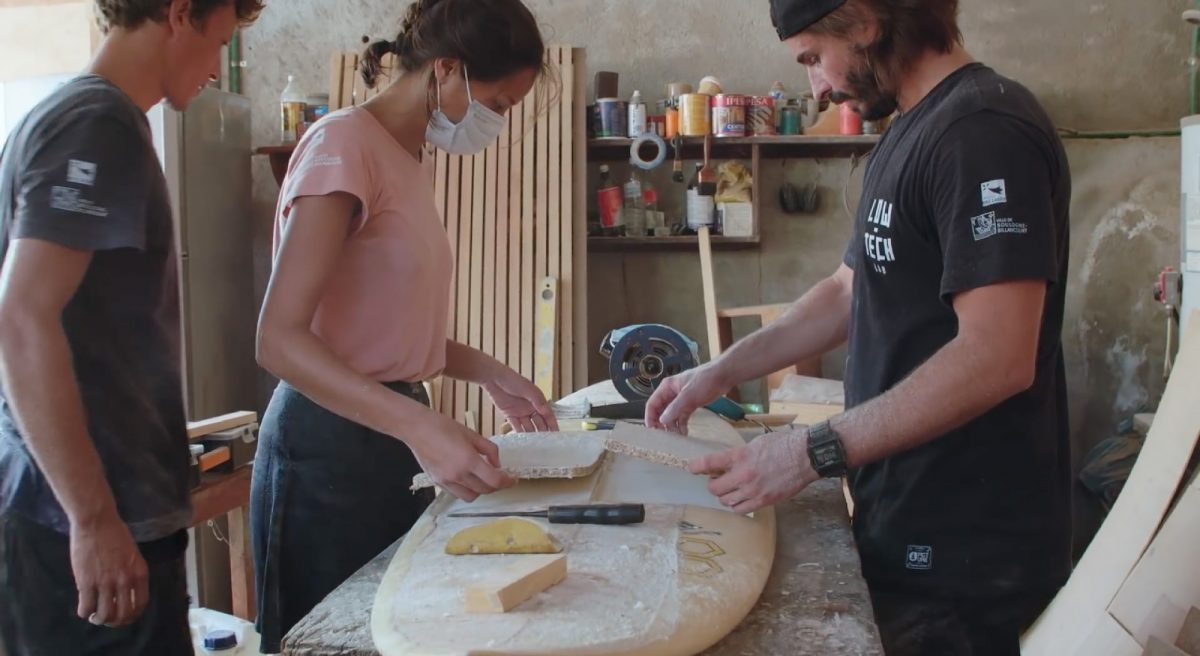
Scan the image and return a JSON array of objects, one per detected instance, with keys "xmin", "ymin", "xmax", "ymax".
[
  {"xmin": 587, "ymin": 134, "xmax": 878, "ymax": 162},
  {"xmin": 588, "ymin": 235, "xmax": 760, "ymax": 252},
  {"xmin": 255, "ymin": 144, "xmax": 297, "ymax": 186}
]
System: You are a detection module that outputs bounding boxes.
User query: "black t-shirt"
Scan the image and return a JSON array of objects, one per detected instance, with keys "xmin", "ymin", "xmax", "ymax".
[
  {"xmin": 0, "ymin": 75, "xmax": 190, "ymax": 542},
  {"xmin": 843, "ymin": 63, "xmax": 1072, "ymax": 597}
]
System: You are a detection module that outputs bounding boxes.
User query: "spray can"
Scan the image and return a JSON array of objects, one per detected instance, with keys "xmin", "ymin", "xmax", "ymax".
[
  {"xmin": 280, "ymin": 75, "xmax": 305, "ymax": 144},
  {"xmin": 628, "ymin": 90, "xmax": 648, "ymax": 138},
  {"xmin": 768, "ymin": 81, "xmax": 788, "ymax": 132}
]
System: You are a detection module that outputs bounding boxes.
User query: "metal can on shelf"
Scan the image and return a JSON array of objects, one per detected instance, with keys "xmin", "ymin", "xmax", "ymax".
[
  {"xmin": 747, "ymin": 95, "xmax": 776, "ymax": 136},
  {"xmin": 679, "ymin": 93, "xmax": 711, "ymax": 136},
  {"xmin": 712, "ymin": 94, "xmax": 747, "ymax": 138},
  {"xmin": 595, "ymin": 98, "xmax": 628, "ymax": 138}
]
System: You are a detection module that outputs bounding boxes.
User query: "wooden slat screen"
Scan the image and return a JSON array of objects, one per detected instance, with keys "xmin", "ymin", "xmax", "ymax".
[{"xmin": 425, "ymin": 46, "xmax": 587, "ymax": 434}]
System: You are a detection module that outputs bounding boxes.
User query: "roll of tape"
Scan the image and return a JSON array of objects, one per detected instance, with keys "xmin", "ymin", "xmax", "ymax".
[{"xmin": 630, "ymin": 133, "xmax": 668, "ymax": 170}]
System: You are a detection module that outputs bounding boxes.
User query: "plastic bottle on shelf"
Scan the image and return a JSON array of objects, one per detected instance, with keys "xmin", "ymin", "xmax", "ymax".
[
  {"xmin": 280, "ymin": 75, "xmax": 306, "ymax": 144},
  {"xmin": 623, "ymin": 166, "xmax": 646, "ymax": 237},
  {"xmin": 628, "ymin": 90, "xmax": 647, "ymax": 138}
]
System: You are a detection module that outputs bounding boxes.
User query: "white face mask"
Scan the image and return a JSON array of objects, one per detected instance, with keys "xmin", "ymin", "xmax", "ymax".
[{"xmin": 426, "ymin": 66, "xmax": 506, "ymax": 155}]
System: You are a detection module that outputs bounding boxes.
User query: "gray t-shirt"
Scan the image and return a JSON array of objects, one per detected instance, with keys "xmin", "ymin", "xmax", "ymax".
[{"xmin": 0, "ymin": 75, "xmax": 190, "ymax": 542}]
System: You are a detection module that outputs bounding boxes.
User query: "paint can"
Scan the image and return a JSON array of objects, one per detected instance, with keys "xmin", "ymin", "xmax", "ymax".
[
  {"xmin": 596, "ymin": 98, "xmax": 628, "ymax": 138},
  {"xmin": 665, "ymin": 107, "xmax": 680, "ymax": 138},
  {"xmin": 747, "ymin": 96, "xmax": 776, "ymax": 136},
  {"xmin": 712, "ymin": 94, "xmax": 747, "ymax": 138},
  {"xmin": 648, "ymin": 115, "xmax": 667, "ymax": 138},
  {"xmin": 679, "ymin": 94, "xmax": 712, "ymax": 136}
]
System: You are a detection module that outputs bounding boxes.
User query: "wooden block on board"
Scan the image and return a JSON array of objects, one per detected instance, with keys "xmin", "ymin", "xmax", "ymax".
[
  {"xmin": 768, "ymin": 401, "xmax": 844, "ymax": 425},
  {"xmin": 465, "ymin": 554, "xmax": 566, "ymax": 613},
  {"xmin": 1177, "ymin": 607, "xmax": 1200, "ymax": 656},
  {"xmin": 188, "ymin": 411, "xmax": 257, "ymax": 440}
]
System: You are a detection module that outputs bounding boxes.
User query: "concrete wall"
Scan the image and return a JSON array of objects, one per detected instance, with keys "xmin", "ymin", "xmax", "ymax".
[{"xmin": 242, "ymin": 1, "xmax": 1189, "ymax": 549}]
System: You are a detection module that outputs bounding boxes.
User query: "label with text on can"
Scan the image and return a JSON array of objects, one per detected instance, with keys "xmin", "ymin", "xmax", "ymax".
[
  {"xmin": 712, "ymin": 94, "xmax": 747, "ymax": 138},
  {"xmin": 747, "ymin": 96, "xmax": 776, "ymax": 136}
]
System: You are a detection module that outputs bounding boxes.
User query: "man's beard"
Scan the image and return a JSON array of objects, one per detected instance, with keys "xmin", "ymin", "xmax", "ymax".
[{"xmin": 830, "ymin": 51, "xmax": 899, "ymax": 121}]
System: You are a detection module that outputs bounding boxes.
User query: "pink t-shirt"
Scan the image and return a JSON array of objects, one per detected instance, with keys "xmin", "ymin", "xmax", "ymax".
[{"xmin": 273, "ymin": 107, "xmax": 453, "ymax": 382}]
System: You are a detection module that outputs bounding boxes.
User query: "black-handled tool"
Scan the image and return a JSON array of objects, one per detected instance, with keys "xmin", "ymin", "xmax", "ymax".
[{"xmin": 448, "ymin": 503, "xmax": 646, "ymax": 525}]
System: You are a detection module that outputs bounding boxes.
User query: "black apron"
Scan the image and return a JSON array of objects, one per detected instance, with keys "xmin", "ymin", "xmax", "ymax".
[{"xmin": 250, "ymin": 380, "xmax": 434, "ymax": 653}]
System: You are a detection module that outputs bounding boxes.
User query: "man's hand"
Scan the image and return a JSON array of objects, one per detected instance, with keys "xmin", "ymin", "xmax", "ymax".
[
  {"xmin": 484, "ymin": 367, "xmax": 559, "ymax": 433},
  {"xmin": 688, "ymin": 431, "xmax": 820, "ymax": 514},
  {"xmin": 69, "ymin": 513, "xmax": 149, "ymax": 627},
  {"xmin": 644, "ymin": 363, "xmax": 731, "ymax": 435}
]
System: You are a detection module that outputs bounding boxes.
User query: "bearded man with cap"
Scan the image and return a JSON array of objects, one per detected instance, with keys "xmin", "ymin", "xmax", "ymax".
[{"xmin": 644, "ymin": 1, "xmax": 1072, "ymax": 653}]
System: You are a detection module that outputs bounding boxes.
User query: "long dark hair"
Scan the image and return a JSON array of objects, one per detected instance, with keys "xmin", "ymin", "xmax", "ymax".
[
  {"xmin": 807, "ymin": 0, "xmax": 963, "ymax": 92},
  {"xmin": 360, "ymin": 0, "xmax": 549, "ymax": 91}
]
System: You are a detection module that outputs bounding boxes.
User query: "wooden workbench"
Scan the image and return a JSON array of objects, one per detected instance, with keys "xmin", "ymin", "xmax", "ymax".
[{"xmin": 282, "ymin": 476, "xmax": 882, "ymax": 655}]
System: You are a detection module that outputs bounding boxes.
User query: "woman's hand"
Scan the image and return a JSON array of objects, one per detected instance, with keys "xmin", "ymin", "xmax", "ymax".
[
  {"xmin": 410, "ymin": 413, "xmax": 516, "ymax": 501},
  {"xmin": 484, "ymin": 367, "xmax": 559, "ymax": 433}
]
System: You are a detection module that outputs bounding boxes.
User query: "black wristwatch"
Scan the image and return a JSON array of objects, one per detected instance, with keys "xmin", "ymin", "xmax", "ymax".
[{"xmin": 806, "ymin": 420, "xmax": 848, "ymax": 478}]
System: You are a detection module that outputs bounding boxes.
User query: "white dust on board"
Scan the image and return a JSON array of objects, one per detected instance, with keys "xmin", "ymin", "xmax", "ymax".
[{"xmin": 388, "ymin": 506, "xmax": 683, "ymax": 652}]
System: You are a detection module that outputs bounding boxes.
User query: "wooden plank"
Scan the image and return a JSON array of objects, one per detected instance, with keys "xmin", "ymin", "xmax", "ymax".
[
  {"xmin": 187, "ymin": 411, "xmax": 257, "ymax": 439},
  {"xmin": 482, "ymin": 139, "xmax": 496, "ymax": 436},
  {"xmin": 442, "ymin": 155, "xmax": 463, "ymax": 417},
  {"xmin": 1068, "ymin": 612, "xmax": 1145, "ymax": 656},
  {"xmin": 494, "ymin": 109, "xmax": 512, "ymax": 400},
  {"xmin": 547, "ymin": 47, "xmax": 563, "ymax": 400},
  {"xmin": 751, "ymin": 142, "xmax": 762, "ymax": 239},
  {"xmin": 1144, "ymin": 637, "xmax": 1191, "ymax": 656},
  {"xmin": 464, "ymin": 554, "xmax": 567, "ymax": 614},
  {"xmin": 1176, "ymin": 607, "xmax": 1200, "ymax": 655},
  {"xmin": 470, "ymin": 150, "xmax": 486, "ymax": 431},
  {"xmin": 1023, "ymin": 311, "xmax": 1200, "ymax": 655},
  {"xmin": 341, "ymin": 53, "xmax": 357, "ymax": 109},
  {"xmin": 198, "ymin": 446, "xmax": 231, "ymax": 472},
  {"xmin": 508, "ymin": 103, "xmax": 525, "ymax": 394},
  {"xmin": 1109, "ymin": 468, "xmax": 1200, "ymax": 646},
  {"xmin": 455, "ymin": 154, "xmax": 475, "ymax": 423},
  {"xmin": 559, "ymin": 47, "xmax": 577, "ymax": 396},
  {"xmin": 534, "ymin": 277, "xmax": 559, "ymax": 400},
  {"xmin": 535, "ymin": 76, "xmax": 550, "ymax": 384},
  {"xmin": 227, "ymin": 505, "xmax": 255, "ymax": 621},
  {"xmin": 328, "ymin": 52, "xmax": 346, "ymax": 110},
  {"xmin": 570, "ymin": 48, "xmax": 589, "ymax": 391},
  {"xmin": 698, "ymin": 226, "xmax": 722, "ymax": 361},
  {"xmin": 520, "ymin": 98, "xmax": 536, "ymax": 381},
  {"xmin": 190, "ymin": 466, "xmax": 252, "ymax": 526}
]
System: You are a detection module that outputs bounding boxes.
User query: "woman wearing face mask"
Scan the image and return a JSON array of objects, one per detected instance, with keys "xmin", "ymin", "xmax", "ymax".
[{"xmin": 250, "ymin": 0, "xmax": 557, "ymax": 650}]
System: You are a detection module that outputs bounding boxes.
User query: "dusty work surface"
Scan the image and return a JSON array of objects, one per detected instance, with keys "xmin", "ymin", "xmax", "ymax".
[{"xmin": 282, "ymin": 478, "xmax": 882, "ymax": 656}]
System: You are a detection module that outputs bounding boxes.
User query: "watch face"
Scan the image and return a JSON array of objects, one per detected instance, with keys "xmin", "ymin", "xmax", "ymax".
[{"xmin": 814, "ymin": 446, "xmax": 838, "ymax": 468}]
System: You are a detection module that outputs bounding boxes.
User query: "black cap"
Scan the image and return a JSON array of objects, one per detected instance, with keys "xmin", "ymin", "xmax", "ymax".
[{"xmin": 770, "ymin": 0, "xmax": 847, "ymax": 40}]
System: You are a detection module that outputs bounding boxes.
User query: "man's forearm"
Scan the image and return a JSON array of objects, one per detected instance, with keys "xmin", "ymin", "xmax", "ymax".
[
  {"xmin": 714, "ymin": 271, "xmax": 852, "ymax": 386},
  {"xmin": 443, "ymin": 340, "xmax": 502, "ymax": 385},
  {"xmin": 0, "ymin": 320, "xmax": 119, "ymax": 527},
  {"xmin": 831, "ymin": 331, "xmax": 1034, "ymax": 469}
]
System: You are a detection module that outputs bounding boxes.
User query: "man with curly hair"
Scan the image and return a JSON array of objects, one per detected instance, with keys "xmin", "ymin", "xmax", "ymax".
[
  {"xmin": 0, "ymin": 0, "xmax": 262, "ymax": 653},
  {"xmin": 650, "ymin": 1, "xmax": 1072, "ymax": 653}
]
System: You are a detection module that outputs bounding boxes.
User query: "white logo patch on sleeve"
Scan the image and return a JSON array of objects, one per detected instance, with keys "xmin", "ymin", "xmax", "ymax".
[
  {"xmin": 981, "ymin": 178, "xmax": 1007, "ymax": 207},
  {"xmin": 50, "ymin": 186, "xmax": 109, "ymax": 217},
  {"xmin": 66, "ymin": 159, "xmax": 98, "ymax": 186}
]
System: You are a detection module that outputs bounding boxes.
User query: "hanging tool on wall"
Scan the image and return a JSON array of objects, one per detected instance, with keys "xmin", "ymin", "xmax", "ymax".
[
  {"xmin": 1153, "ymin": 266, "xmax": 1183, "ymax": 381},
  {"xmin": 671, "ymin": 134, "xmax": 685, "ymax": 183}
]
